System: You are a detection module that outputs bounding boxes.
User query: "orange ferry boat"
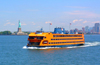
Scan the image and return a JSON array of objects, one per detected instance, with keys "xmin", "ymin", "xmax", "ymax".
[{"xmin": 27, "ymin": 28, "xmax": 85, "ymax": 47}]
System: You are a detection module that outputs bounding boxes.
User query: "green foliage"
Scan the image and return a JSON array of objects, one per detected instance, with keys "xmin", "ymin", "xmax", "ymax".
[
  {"xmin": 14, "ymin": 31, "xmax": 17, "ymax": 33},
  {"xmin": 0, "ymin": 31, "xmax": 12, "ymax": 35},
  {"xmin": 23, "ymin": 32, "xmax": 30, "ymax": 34}
]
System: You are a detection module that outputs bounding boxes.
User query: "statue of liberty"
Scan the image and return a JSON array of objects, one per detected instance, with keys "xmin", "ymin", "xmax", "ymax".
[{"xmin": 18, "ymin": 20, "xmax": 21, "ymax": 28}]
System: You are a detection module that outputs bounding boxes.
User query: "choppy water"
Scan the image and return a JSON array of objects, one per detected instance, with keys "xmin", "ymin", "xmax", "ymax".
[{"xmin": 0, "ymin": 35, "xmax": 100, "ymax": 65}]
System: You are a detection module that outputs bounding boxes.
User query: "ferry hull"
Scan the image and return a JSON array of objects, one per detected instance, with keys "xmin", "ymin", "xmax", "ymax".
[
  {"xmin": 27, "ymin": 44, "xmax": 84, "ymax": 47},
  {"xmin": 27, "ymin": 32, "xmax": 85, "ymax": 48}
]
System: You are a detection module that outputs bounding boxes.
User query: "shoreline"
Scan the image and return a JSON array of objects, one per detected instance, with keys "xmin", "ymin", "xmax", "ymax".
[{"xmin": 1, "ymin": 34, "xmax": 100, "ymax": 35}]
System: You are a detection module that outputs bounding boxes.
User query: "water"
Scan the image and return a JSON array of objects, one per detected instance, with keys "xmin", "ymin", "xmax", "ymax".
[{"xmin": 0, "ymin": 35, "xmax": 100, "ymax": 65}]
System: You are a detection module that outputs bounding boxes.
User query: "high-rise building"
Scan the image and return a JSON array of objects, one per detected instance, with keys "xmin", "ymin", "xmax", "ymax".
[
  {"xmin": 82, "ymin": 27, "xmax": 85, "ymax": 33},
  {"xmin": 70, "ymin": 30, "xmax": 74, "ymax": 34},
  {"xmin": 74, "ymin": 28, "xmax": 78, "ymax": 33},
  {"xmin": 94, "ymin": 23, "xmax": 99, "ymax": 33},
  {"xmin": 85, "ymin": 26, "xmax": 89, "ymax": 33},
  {"xmin": 88, "ymin": 27, "xmax": 93, "ymax": 33}
]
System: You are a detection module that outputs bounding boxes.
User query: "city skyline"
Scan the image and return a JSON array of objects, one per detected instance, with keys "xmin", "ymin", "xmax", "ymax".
[{"xmin": 0, "ymin": 0, "xmax": 100, "ymax": 32}]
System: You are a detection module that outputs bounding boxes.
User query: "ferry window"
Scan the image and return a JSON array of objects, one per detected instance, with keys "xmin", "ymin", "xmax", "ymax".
[
  {"xmin": 29, "ymin": 37, "xmax": 34, "ymax": 39},
  {"xmin": 37, "ymin": 37, "xmax": 43, "ymax": 39},
  {"xmin": 53, "ymin": 35, "xmax": 56, "ymax": 37},
  {"xmin": 44, "ymin": 37, "xmax": 46, "ymax": 39}
]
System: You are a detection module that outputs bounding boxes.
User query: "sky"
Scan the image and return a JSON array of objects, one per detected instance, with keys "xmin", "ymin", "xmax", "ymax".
[{"xmin": 0, "ymin": 0, "xmax": 100, "ymax": 32}]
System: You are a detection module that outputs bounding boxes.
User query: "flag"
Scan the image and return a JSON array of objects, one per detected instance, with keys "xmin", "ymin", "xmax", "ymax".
[
  {"xmin": 61, "ymin": 28, "xmax": 63, "ymax": 31},
  {"xmin": 50, "ymin": 23, "xmax": 52, "ymax": 25}
]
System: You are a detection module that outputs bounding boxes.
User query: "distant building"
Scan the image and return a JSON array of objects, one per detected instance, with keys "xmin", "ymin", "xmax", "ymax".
[
  {"xmin": 54, "ymin": 27, "xmax": 65, "ymax": 34},
  {"xmin": 36, "ymin": 28, "xmax": 44, "ymax": 34},
  {"xmin": 70, "ymin": 30, "xmax": 74, "ymax": 34},
  {"xmin": 78, "ymin": 30, "xmax": 83, "ymax": 33},
  {"xmin": 74, "ymin": 28, "xmax": 78, "ymax": 33},
  {"xmin": 94, "ymin": 23, "xmax": 99, "ymax": 33},
  {"xmin": 85, "ymin": 26, "xmax": 89, "ymax": 33},
  {"xmin": 92, "ymin": 27, "xmax": 95, "ymax": 33},
  {"xmin": 88, "ymin": 27, "xmax": 93, "ymax": 33},
  {"xmin": 82, "ymin": 27, "xmax": 85, "ymax": 33}
]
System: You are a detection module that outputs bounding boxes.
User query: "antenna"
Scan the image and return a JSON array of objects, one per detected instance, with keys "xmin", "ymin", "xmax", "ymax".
[{"xmin": 69, "ymin": 23, "xmax": 71, "ymax": 34}]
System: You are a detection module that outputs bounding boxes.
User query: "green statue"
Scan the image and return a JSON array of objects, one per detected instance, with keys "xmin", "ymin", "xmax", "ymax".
[{"xmin": 18, "ymin": 20, "xmax": 21, "ymax": 28}]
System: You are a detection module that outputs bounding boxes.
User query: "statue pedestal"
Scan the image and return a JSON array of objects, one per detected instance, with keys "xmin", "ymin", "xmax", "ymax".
[
  {"xmin": 18, "ymin": 28, "xmax": 21, "ymax": 32},
  {"xmin": 16, "ymin": 32, "xmax": 28, "ymax": 35},
  {"xmin": 16, "ymin": 28, "xmax": 28, "ymax": 35}
]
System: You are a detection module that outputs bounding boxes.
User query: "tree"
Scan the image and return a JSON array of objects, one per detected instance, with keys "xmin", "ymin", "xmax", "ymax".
[{"xmin": 0, "ymin": 31, "xmax": 12, "ymax": 35}]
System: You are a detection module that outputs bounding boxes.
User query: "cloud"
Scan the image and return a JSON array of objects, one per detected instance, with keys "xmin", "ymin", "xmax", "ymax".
[
  {"xmin": 11, "ymin": 24, "xmax": 15, "ymax": 25},
  {"xmin": 6, "ymin": 20, "xmax": 9, "ymax": 21},
  {"xmin": 92, "ymin": 21, "xmax": 100, "ymax": 23},
  {"xmin": 83, "ymin": 21, "xmax": 87, "ymax": 23},
  {"xmin": 45, "ymin": 21, "xmax": 52, "ymax": 24},
  {"xmin": 73, "ymin": 19, "xmax": 83, "ymax": 23},
  {"xmin": 65, "ymin": 11, "xmax": 100, "ymax": 18},
  {"xmin": 79, "ymin": 19, "xmax": 83, "ymax": 21},
  {"xmin": 66, "ymin": 6, "xmax": 87, "ymax": 8},
  {"xmin": 32, "ymin": 22, "xmax": 35, "ymax": 25},
  {"xmin": 73, "ymin": 19, "xmax": 78, "ymax": 23},
  {"xmin": 66, "ymin": 11, "xmax": 84, "ymax": 15},
  {"xmin": 4, "ymin": 22, "xmax": 10, "ymax": 26},
  {"xmin": 75, "ymin": 24, "xmax": 83, "ymax": 26},
  {"xmin": 21, "ymin": 23, "xmax": 27, "ymax": 25},
  {"xmin": 4, "ymin": 22, "xmax": 15, "ymax": 26}
]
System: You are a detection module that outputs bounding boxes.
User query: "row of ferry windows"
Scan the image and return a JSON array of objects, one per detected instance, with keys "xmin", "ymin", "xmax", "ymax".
[
  {"xmin": 53, "ymin": 35, "xmax": 82, "ymax": 37},
  {"xmin": 49, "ymin": 41, "xmax": 83, "ymax": 44},
  {"xmin": 51, "ymin": 38, "xmax": 83, "ymax": 40}
]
